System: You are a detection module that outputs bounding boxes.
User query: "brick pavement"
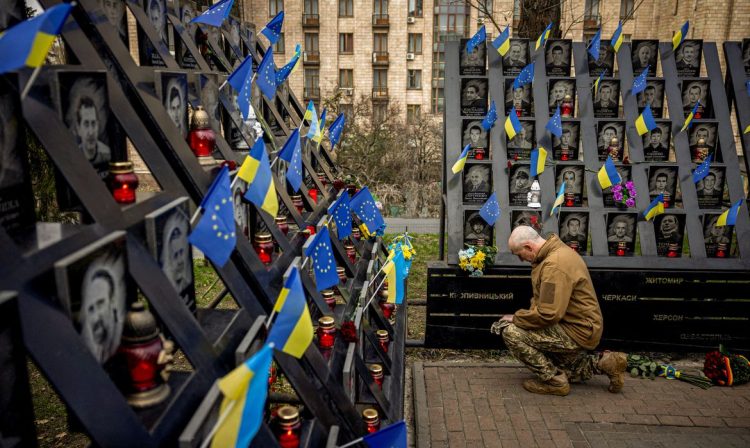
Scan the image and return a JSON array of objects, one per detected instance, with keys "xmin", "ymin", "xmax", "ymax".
[{"xmin": 412, "ymin": 362, "xmax": 750, "ymax": 448}]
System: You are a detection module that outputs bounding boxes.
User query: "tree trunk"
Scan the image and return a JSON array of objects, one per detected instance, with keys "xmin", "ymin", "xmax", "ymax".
[{"xmin": 516, "ymin": 0, "xmax": 562, "ymax": 40}]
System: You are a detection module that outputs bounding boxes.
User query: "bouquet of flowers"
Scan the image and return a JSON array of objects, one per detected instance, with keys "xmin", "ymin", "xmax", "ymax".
[
  {"xmin": 627, "ymin": 354, "xmax": 712, "ymax": 389},
  {"xmin": 458, "ymin": 244, "xmax": 497, "ymax": 277},
  {"xmin": 612, "ymin": 180, "xmax": 637, "ymax": 208},
  {"xmin": 704, "ymin": 346, "xmax": 750, "ymax": 386}
]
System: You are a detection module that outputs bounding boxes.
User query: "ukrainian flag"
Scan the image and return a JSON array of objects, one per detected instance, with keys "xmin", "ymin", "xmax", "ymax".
[
  {"xmin": 643, "ymin": 194, "xmax": 665, "ymax": 221},
  {"xmin": 535, "ymin": 22, "xmax": 552, "ymax": 51},
  {"xmin": 680, "ymin": 100, "xmax": 700, "ymax": 133},
  {"xmin": 505, "ymin": 108, "xmax": 523, "ymax": 140},
  {"xmin": 635, "ymin": 104, "xmax": 657, "ymax": 136},
  {"xmin": 312, "ymin": 108, "xmax": 327, "ymax": 143},
  {"xmin": 745, "ymin": 124, "xmax": 750, "ymax": 134},
  {"xmin": 239, "ymin": 139, "xmax": 279, "ymax": 218},
  {"xmin": 593, "ymin": 70, "xmax": 606, "ymax": 96},
  {"xmin": 451, "ymin": 144, "xmax": 471, "ymax": 175},
  {"xmin": 716, "ymin": 199, "xmax": 744, "ymax": 227},
  {"xmin": 267, "ymin": 267, "xmax": 314, "ymax": 358},
  {"xmin": 672, "ymin": 21, "xmax": 689, "ymax": 51},
  {"xmin": 210, "ymin": 343, "xmax": 273, "ymax": 448},
  {"xmin": 529, "ymin": 147, "xmax": 547, "ymax": 178},
  {"xmin": 384, "ymin": 250, "xmax": 405, "ymax": 305},
  {"xmin": 597, "ymin": 156, "xmax": 622, "ymax": 189},
  {"xmin": 492, "ymin": 26, "xmax": 511, "ymax": 56},
  {"xmin": 0, "ymin": 3, "xmax": 73, "ymax": 74},
  {"xmin": 550, "ymin": 182, "xmax": 565, "ymax": 217},
  {"xmin": 304, "ymin": 101, "xmax": 319, "ymax": 139},
  {"xmin": 610, "ymin": 22, "xmax": 624, "ymax": 53}
]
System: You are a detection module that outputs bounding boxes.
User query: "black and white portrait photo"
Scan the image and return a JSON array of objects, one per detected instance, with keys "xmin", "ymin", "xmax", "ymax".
[
  {"xmin": 462, "ymin": 163, "xmax": 492, "ymax": 204},
  {"xmin": 703, "ymin": 214, "xmax": 733, "ymax": 257},
  {"xmin": 462, "ymin": 119, "xmax": 489, "ymax": 160},
  {"xmin": 675, "ymin": 40, "xmax": 702, "ymax": 77},
  {"xmin": 461, "ymin": 78, "xmax": 488, "ymax": 117},
  {"xmin": 175, "ymin": 0, "xmax": 198, "ymax": 69},
  {"xmin": 464, "ymin": 210, "xmax": 492, "ymax": 245},
  {"xmin": 642, "ymin": 122, "xmax": 671, "ymax": 162},
  {"xmin": 504, "ymin": 80, "xmax": 533, "ymax": 117},
  {"xmin": 603, "ymin": 165, "xmax": 631, "ymax": 207},
  {"xmin": 631, "ymin": 40, "xmax": 658, "ymax": 76},
  {"xmin": 0, "ymin": 0, "xmax": 24, "ymax": 31},
  {"xmin": 695, "ymin": 166, "xmax": 725, "ymax": 209},
  {"xmin": 552, "ymin": 122, "xmax": 580, "ymax": 161},
  {"xmin": 593, "ymin": 80, "xmax": 620, "ymax": 118},
  {"xmin": 460, "ymin": 38, "xmax": 487, "ymax": 76},
  {"xmin": 509, "ymin": 164, "xmax": 531, "ymax": 206},
  {"xmin": 555, "ymin": 165, "xmax": 584, "ymax": 206},
  {"xmin": 648, "ymin": 166, "xmax": 678, "ymax": 207},
  {"xmin": 587, "ymin": 42, "xmax": 614, "ymax": 77},
  {"xmin": 506, "ymin": 121, "xmax": 535, "ymax": 160},
  {"xmin": 545, "ymin": 40, "xmax": 572, "ymax": 76},
  {"xmin": 54, "ymin": 232, "xmax": 129, "ymax": 364},
  {"xmin": 512, "ymin": 210, "xmax": 542, "ymax": 231},
  {"xmin": 681, "ymin": 80, "xmax": 712, "ymax": 119},
  {"xmin": 200, "ymin": 74, "xmax": 221, "ymax": 132},
  {"xmin": 654, "ymin": 213, "xmax": 685, "ymax": 257},
  {"xmin": 146, "ymin": 198, "xmax": 196, "ymax": 313},
  {"xmin": 502, "ymin": 39, "xmax": 529, "ymax": 76},
  {"xmin": 606, "ymin": 213, "xmax": 636, "ymax": 255},
  {"xmin": 233, "ymin": 178, "xmax": 250, "ymax": 239},
  {"xmin": 548, "ymin": 79, "xmax": 575, "ymax": 115},
  {"xmin": 688, "ymin": 122, "xmax": 718, "ymax": 163},
  {"xmin": 139, "ymin": 0, "xmax": 168, "ymax": 67},
  {"xmin": 160, "ymin": 72, "xmax": 189, "ymax": 139},
  {"xmin": 743, "ymin": 38, "xmax": 750, "ymax": 77},
  {"xmin": 559, "ymin": 212, "xmax": 588, "ymax": 255},
  {"xmin": 636, "ymin": 80, "xmax": 665, "ymax": 118},
  {"xmin": 597, "ymin": 121, "xmax": 625, "ymax": 161},
  {"xmin": 99, "ymin": 0, "xmax": 128, "ymax": 44},
  {"xmin": 227, "ymin": 17, "xmax": 242, "ymax": 50}
]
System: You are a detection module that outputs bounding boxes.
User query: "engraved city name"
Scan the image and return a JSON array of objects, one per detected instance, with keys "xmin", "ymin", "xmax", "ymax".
[
  {"xmin": 645, "ymin": 277, "xmax": 684, "ymax": 284},
  {"xmin": 448, "ymin": 292, "xmax": 514, "ymax": 300},
  {"xmin": 600, "ymin": 294, "xmax": 637, "ymax": 301}
]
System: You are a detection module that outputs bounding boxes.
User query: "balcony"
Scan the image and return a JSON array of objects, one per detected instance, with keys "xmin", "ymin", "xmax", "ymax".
[
  {"xmin": 372, "ymin": 14, "xmax": 390, "ymax": 27},
  {"xmin": 302, "ymin": 14, "xmax": 320, "ymax": 27},
  {"xmin": 372, "ymin": 51, "xmax": 389, "ymax": 65},
  {"xmin": 303, "ymin": 51, "xmax": 320, "ymax": 65},
  {"xmin": 372, "ymin": 87, "xmax": 389, "ymax": 100},
  {"xmin": 583, "ymin": 13, "xmax": 601, "ymax": 29},
  {"xmin": 304, "ymin": 87, "xmax": 320, "ymax": 100}
]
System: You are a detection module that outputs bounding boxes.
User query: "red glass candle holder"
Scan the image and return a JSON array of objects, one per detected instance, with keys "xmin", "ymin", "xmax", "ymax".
[
  {"xmin": 344, "ymin": 243, "xmax": 357, "ymax": 263},
  {"xmin": 219, "ymin": 159, "xmax": 237, "ymax": 170},
  {"xmin": 362, "ymin": 408, "xmax": 380, "ymax": 433},
  {"xmin": 337, "ymin": 266, "xmax": 348, "ymax": 283},
  {"xmin": 694, "ymin": 109, "xmax": 702, "ymax": 119},
  {"xmin": 473, "ymin": 148, "xmax": 485, "ymax": 160},
  {"xmin": 107, "ymin": 161, "xmax": 139, "ymax": 204},
  {"xmin": 662, "ymin": 193, "xmax": 671, "ymax": 209},
  {"xmin": 380, "ymin": 300, "xmax": 395, "ymax": 320},
  {"xmin": 268, "ymin": 362, "xmax": 278, "ymax": 387},
  {"xmin": 291, "ymin": 195, "xmax": 304, "ymax": 214},
  {"xmin": 276, "ymin": 215, "xmax": 289, "ymax": 235},
  {"xmin": 376, "ymin": 329, "xmax": 390, "ymax": 353},
  {"xmin": 561, "ymin": 149, "xmax": 569, "ymax": 161},
  {"xmin": 275, "ymin": 406, "xmax": 301, "ymax": 448},
  {"xmin": 322, "ymin": 290, "xmax": 336, "ymax": 312},
  {"xmin": 317, "ymin": 172, "xmax": 327, "ymax": 188},
  {"xmin": 369, "ymin": 364, "xmax": 384, "ymax": 389},
  {"xmin": 567, "ymin": 240, "xmax": 579, "ymax": 252},
  {"xmin": 561, "ymin": 95, "xmax": 573, "ymax": 117},
  {"xmin": 308, "ymin": 187, "xmax": 319, "ymax": 203},
  {"xmin": 616, "ymin": 241, "xmax": 627, "ymax": 257},
  {"xmin": 253, "ymin": 232, "xmax": 274, "ymax": 265},
  {"xmin": 515, "ymin": 108, "xmax": 522, "ymax": 118},
  {"xmin": 317, "ymin": 316, "xmax": 336, "ymax": 349},
  {"xmin": 306, "ymin": 225, "xmax": 316, "ymax": 235},
  {"xmin": 564, "ymin": 192, "xmax": 575, "ymax": 207},
  {"xmin": 667, "ymin": 243, "xmax": 680, "ymax": 258},
  {"xmin": 716, "ymin": 243, "xmax": 728, "ymax": 258},
  {"xmin": 188, "ymin": 106, "xmax": 216, "ymax": 157}
]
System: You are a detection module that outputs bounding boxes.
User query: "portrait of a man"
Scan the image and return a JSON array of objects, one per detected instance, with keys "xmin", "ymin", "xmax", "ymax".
[
  {"xmin": 559, "ymin": 212, "xmax": 588, "ymax": 254},
  {"xmin": 655, "ymin": 213, "xmax": 684, "ymax": 256},
  {"xmin": 545, "ymin": 40, "xmax": 572, "ymax": 76},
  {"xmin": 631, "ymin": 40, "xmax": 658, "ymax": 76},
  {"xmin": 233, "ymin": 180, "xmax": 249, "ymax": 238},
  {"xmin": 642, "ymin": 123, "xmax": 671, "ymax": 162},
  {"xmin": 556, "ymin": 166, "xmax": 583, "ymax": 206},
  {"xmin": 99, "ymin": 0, "xmax": 127, "ymax": 43},
  {"xmin": 461, "ymin": 78, "xmax": 488, "ymax": 117},
  {"xmin": 593, "ymin": 80, "xmax": 620, "ymax": 118},
  {"xmin": 464, "ymin": 211, "xmax": 492, "ymax": 245},
  {"xmin": 552, "ymin": 123, "xmax": 580, "ymax": 161},
  {"xmin": 675, "ymin": 40, "xmax": 702, "ymax": 77},
  {"xmin": 147, "ymin": 0, "xmax": 167, "ymax": 42},
  {"xmin": 509, "ymin": 164, "xmax": 531, "ymax": 206},
  {"xmin": 636, "ymin": 81, "xmax": 664, "ymax": 118},
  {"xmin": 138, "ymin": 0, "xmax": 167, "ymax": 66},
  {"xmin": 648, "ymin": 167, "xmax": 678, "ymax": 207},
  {"xmin": 596, "ymin": 121, "xmax": 624, "ymax": 161},
  {"xmin": 681, "ymin": 80, "xmax": 712, "ymax": 119},
  {"xmin": 695, "ymin": 167, "xmax": 725, "ymax": 209},
  {"xmin": 606, "ymin": 213, "xmax": 636, "ymax": 255},
  {"xmin": 502, "ymin": 39, "xmax": 529, "ymax": 76},
  {"xmin": 462, "ymin": 120, "xmax": 488, "ymax": 159},
  {"xmin": 548, "ymin": 79, "xmax": 575, "ymax": 114},
  {"xmin": 460, "ymin": 38, "xmax": 486, "ymax": 76},
  {"xmin": 504, "ymin": 81, "xmax": 533, "ymax": 117},
  {"xmin": 463, "ymin": 164, "xmax": 491, "ymax": 204},
  {"xmin": 175, "ymin": 0, "xmax": 198, "ymax": 69},
  {"xmin": 587, "ymin": 41, "xmax": 614, "ymax": 77},
  {"xmin": 506, "ymin": 121, "xmax": 534, "ymax": 160},
  {"xmin": 161, "ymin": 73, "xmax": 188, "ymax": 139},
  {"xmin": 703, "ymin": 214, "xmax": 733, "ymax": 257},
  {"xmin": 511, "ymin": 210, "xmax": 541, "ymax": 231},
  {"xmin": 689, "ymin": 123, "xmax": 718, "ymax": 163},
  {"xmin": 200, "ymin": 74, "xmax": 221, "ymax": 132}
]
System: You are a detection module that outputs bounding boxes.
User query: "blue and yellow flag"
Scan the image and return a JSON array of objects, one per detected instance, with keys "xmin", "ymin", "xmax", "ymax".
[
  {"xmin": 717, "ymin": 199, "xmax": 743, "ymax": 227},
  {"xmin": 505, "ymin": 108, "xmax": 523, "ymax": 140},
  {"xmin": 267, "ymin": 267, "xmax": 314, "ymax": 358},
  {"xmin": 513, "ymin": 62, "xmax": 535, "ymax": 89},
  {"xmin": 276, "ymin": 44, "xmax": 301, "ymax": 85},
  {"xmin": 313, "ymin": 108, "xmax": 327, "ymax": 143},
  {"xmin": 680, "ymin": 100, "xmax": 701, "ymax": 133},
  {"xmin": 466, "ymin": 25, "xmax": 486, "ymax": 54},
  {"xmin": 451, "ymin": 144, "xmax": 471, "ymax": 175},
  {"xmin": 239, "ymin": 139, "xmax": 279, "ymax": 218},
  {"xmin": 593, "ymin": 70, "xmax": 607, "ymax": 96},
  {"xmin": 550, "ymin": 182, "xmax": 565, "ymax": 217},
  {"xmin": 328, "ymin": 113, "xmax": 346, "ymax": 149},
  {"xmin": 191, "ymin": 0, "xmax": 235, "ymax": 27},
  {"xmin": 597, "ymin": 156, "xmax": 622, "ymax": 189},
  {"xmin": 692, "ymin": 154, "xmax": 712, "ymax": 184},
  {"xmin": 588, "ymin": 28, "xmax": 601, "ymax": 61},
  {"xmin": 304, "ymin": 226, "xmax": 340, "ymax": 291},
  {"xmin": 610, "ymin": 22, "xmax": 624, "ymax": 53},
  {"xmin": 351, "ymin": 187, "xmax": 386, "ymax": 236},
  {"xmin": 256, "ymin": 47, "xmax": 277, "ymax": 100},
  {"xmin": 279, "ymin": 129, "xmax": 303, "ymax": 192},
  {"xmin": 546, "ymin": 106, "xmax": 562, "ymax": 137},
  {"xmin": 635, "ymin": 104, "xmax": 657, "ymax": 136},
  {"xmin": 304, "ymin": 100, "xmax": 319, "ymax": 139},
  {"xmin": 479, "ymin": 192, "xmax": 500, "ymax": 226},
  {"xmin": 744, "ymin": 124, "xmax": 750, "ymax": 135},
  {"xmin": 188, "ymin": 166, "xmax": 236, "ymax": 267},
  {"xmin": 329, "ymin": 192, "xmax": 352, "ymax": 240},
  {"xmin": 481, "ymin": 100, "xmax": 497, "ymax": 130},
  {"xmin": 530, "ymin": 147, "xmax": 547, "ymax": 178},
  {"xmin": 491, "ymin": 26, "xmax": 511, "ymax": 56},
  {"xmin": 643, "ymin": 194, "xmax": 665, "ymax": 221},
  {"xmin": 261, "ymin": 11, "xmax": 284, "ymax": 45},
  {"xmin": 0, "ymin": 3, "xmax": 73, "ymax": 74},
  {"xmin": 535, "ymin": 23, "xmax": 552, "ymax": 51},
  {"xmin": 210, "ymin": 343, "xmax": 273, "ymax": 448},
  {"xmin": 672, "ymin": 21, "xmax": 689, "ymax": 51},
  {"xmin": 631, "ymin": 65, "xmax": 649, "ymax": 95},
  {"xmin": 384, "ymin": 250, "xmax": 406, "ymax": 305}
]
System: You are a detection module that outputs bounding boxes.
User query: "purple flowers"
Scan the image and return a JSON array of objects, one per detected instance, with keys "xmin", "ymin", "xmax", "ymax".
[
  {"xmin": 625, "ymin": 198, "xmax": 636, "ymax": 208},
  {"xmin": 611, "ymin": 181, "xmax": 637, "ymax": 208}
]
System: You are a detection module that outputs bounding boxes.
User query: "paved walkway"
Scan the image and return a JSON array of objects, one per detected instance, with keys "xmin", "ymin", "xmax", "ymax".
[
  {"xmin": 412, "ymin": 362, "xmax": 750, "ymax": 448},
  {"xmin": 385, "ymin": 218, "xmax": 440, "ymax": 234}
]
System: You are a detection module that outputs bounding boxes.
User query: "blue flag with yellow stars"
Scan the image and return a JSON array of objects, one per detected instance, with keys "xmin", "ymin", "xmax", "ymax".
[
  {"xmin": 227, "ymin": 55, "xmax": 254, "ymax": 93},
  {"xmin": 235, "ymin": 57, "xmax": 255, "ymax": 121},
  {"xmin": 546, "ymin": 106, "xmax": 562, "ymax": 137},
  {"xmin": 261, "ymin": 11, "xmax": 284, "ymax": 45},
  {"xmin": 329, "ymin": 192, "xmax": 352, "ymax": 240},
  {"xmin": 479, "ymin": 192, "xmax": 500, "ymax": 226},
  {"xmin": 350, "ymin": 187, "xmax": 386, "ymax": 236},
  {"xmin": 285, "ymin": 133, "xmax": 303, "ymax": 192},
  {"xmin": 328, "ymin": 113, "xmax": 346, "ymax": 149},
  {"xmin": 692, "ymin": 154, "xmax": 712, "ymax": 184},
  {"xmin": 191, "ymin": 0, "xmax": 235, "ymax": 27},
  {"xmin": 587, "ymin": 28, "xmax": 601, "ymax": 61},
  {"xmin": 276, "ymin": 44, "xmax": 301, "ymax": 85},
  {"xmin": 513, "ymin": 62, "xmax": 535, "ymax": 89},
  {"xmin": 304, "ymin": 226, "xmax": 339, "ymax": 291},
  {"xmin": 481, "ymin": 100, "xmax": 497, "ymax": 131},
  {"xmin": 466, "ymin": 25, "xmax": 486, "ymax": 54},
  {"xmin": 256, "ymin": 47, "xmax": 277, "ymax": 100},
  {"xmin": 631, "ymin": 65, "xmax": 649, "ymax": 95},
  {"xmin": 188, "ymin": 166, "xmax": 236, "ymax": 267}
]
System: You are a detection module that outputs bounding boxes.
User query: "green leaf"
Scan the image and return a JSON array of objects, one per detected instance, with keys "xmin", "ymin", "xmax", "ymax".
[
  {"xmin": 631, "ymin": 355, "xmax": 641, "ymax": 360},
  {"xmin": 630, "ymin": 368, "xmax": 639, "ymax": 377},
  {"xmin": 650, "ymin": 362, "xmax": 657, "ymax": 370}
]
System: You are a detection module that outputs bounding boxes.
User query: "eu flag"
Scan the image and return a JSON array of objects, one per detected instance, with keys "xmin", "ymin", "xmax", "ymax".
[
  {"xmin": 479, "ymin": 192, "xmax": 500, "ymax": 226},
  {"xmin": 481, "ymin": 100, "xmax": 497, "ymax": 131},
  {"xmin": 235, "ymin": 56, "xmax": 255, "ymax": 121},
  {"xmin": 329, "ymin": 193, "xmax": 352, "ymax": 240},
  {"xmin": 514, "ymin": 62, "xmax": 535, "ymax": 89},
  {"xmin": 279, "ymin": 129, "xmax": 303, "ymax": 192},
  {"xmin": 631, "ymin": 66, "xmax": 649, "ymax": 95},
  {"xmin": 304, "ymin": 226, "xmax": 340, "ymax": 291},
  {"xmin": 350, "ymin": 187, "xmax": 386, "ymax": 235},
  {"xmin": 279, "ymin": 128, "xmax": 301, "ymax": 162},
  {"xmin": 261, "ymin": 11, "xmax": 284, "ymax": 45},
  {"xmin": 267, "ymin": 267, "xmax": 314, "ymax": 358},
  {"xmin": 256, "ymin": 47, "xmax": 277, "ymax": 100},
  {"xmin": 466, "ymin": 25, "xmax": 486, "ymax": 54},
  {"xmin": 0, "ymin": 3, "xmax": 73, "ymax": 74},
  {"xmin": 191, "ymin": 0, "xmax": 235, "ymax": 27},
  {"xmin": 328, "ymin": 113, "xmax": 346, "ymax": 149},
  {"xmin": 546, "ymin": 106, "xmax": 562, "ymax": 137},
  {"xmin": 363, "ymin": 421, "xmax": 407, "ymax": 448},
  {"xmin": 188, "ymin": 166, "xmax": 236, "ymax": 267},
  {"xmin": 275, "ymin": 44, "xmax": 301, "ymax": 85},
  {"xmin": 227, "ymin": 55, "xmax": 254, "ymax": 92},
  {"xmin": 588, "ymin": 28, "xmax": 601, "ymax": 61},
  {"xmin": 692, "ymin": 154, "xmax": 712, "ymax": 184}
]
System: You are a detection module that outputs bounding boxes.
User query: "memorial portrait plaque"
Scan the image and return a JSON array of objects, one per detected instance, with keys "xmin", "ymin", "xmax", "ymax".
[
  {"xmin": 559, "ymin": 212, "xmax": 588, "ymax": 255},
  {"xmin": 545, "ymin": 39, "xmax": 572, "ymax": 76},
  {"xmin": 703, "ymin": 213, "xmax": 733, "ymax": 258},
  {"xmin": 509, "ymin": 164, "xmax": 531, "ymax": 206},
  {"xmin": 552, "ymin": 121, "xmax": 580, "ymax": 161},
  {"xmin": 636, "ymin": 80, "xmax": 665, "ymax": 118},
  {"xmin": 648, "ymin": 166, "xmax": 678, "ymax": 208},
  {"xmin": 631, "ymin": 40, "xmax": 658, "ymax": 76},
  {"xmin": 603, "ymin": 165, "xmax": 632, "ymax": 207},
  {"xmin": 587, "ymin": 41, "xmax": 614, "ymax": 77},
  {"xmin": 502, "ymin": 39, "xmax": 529, "ymax": 76},
  {"xmin": 688, "ymin": 122, "xmax": 719, "ymax": 163},
  {"xmin": 200, "ymin": 74, "xmax": 221, "ymax": 132},
  {"xmin": 175, "ymin": 0, "xmax": 198, "ymax": 69},
  {"xmin": 555, "ymin": 165, "xmax": 584, "ymax": 206},
  {"xmin": 654, "ymin": 213, "xmax": 685, "ymax": 257},
  {"xmin": 743, "ymin": 38, "xmax": 750, "ymax": 77},
  {"xmin": 459, "ymin": 38, "xmax": 486, "ymax": 76},
  {"xmin": 233, "ymin": 178, "xmax": 251, "ymax": 239},
  {"xmin": 461, "ymin": 78, "xmax": 489, "ymax": 117},
  {"xmin": 675, "ymin": 40, "xmax": 703, "ymax": 78},
  {"xmin": 548, "ymin": 79, "xmax": 575, "ymax": 115},
  {"xmin": 642, "ymin": 122, "xmax": 671, "ymax": 162},
  {"xmin": 506, "ymin": 120, "xmax": 535, "ymax": 160},
  {"xmin": 464, "ymin": 210, "xmax": 493, "ymax": 246},
  {"xmin": 511, "ymin": 210, "xmax": 542, "ymax": 230},
  {"xmin": 145, "ymin": 198, "xmax": 196, "ymax": 313},
  {"xmin": 593, "ymin": 79, "xmax": 620, "ymax": 118},
  {"xmin": 606, "ymin": 213, "xmax": 636, "ymax": 256},
  {"xmin": 224, "ymin": 92, "xmax": 247, "ymax": 150},
  {"xmin": 596, "ymin": 121, "xmax": 625, "ymax": 161},
  {"xmin": 504, "ymin": 80, "xmax": 533, "ymax": 117},
  {"xmin": 139, "ymin": 0, "xmax": 168, "ymax": 67},
  {"xmin": 158, "ymin": 72, "xmax": 189, "ymax": 139},
  {"xmin": 54, "ymin": 231, "xmax": 130, "ymax": 364},
  {"xmin": 0, "ymin": 0, "xmax": 25, "ymax": 31},
  {"xmin": 462, "ymin": 119, "xmax": 489, "ymax": 160},
  {"xmin": 462, "ymin": 163, "xmax": 492, "ymax": 205},
  {"xmin": 695, "ymin": 166, "xmax": 725, "ymax": 209},
  {"xmin": 225, "ymin": 16, "xmax": 242, "ymax": 62},
  {"xmin": 98, "ymin": 0, "xmax": 128, "ymax": 44},
  {"xmin": 681, "ymin": 80, "xmax": 712, "ymax": 119}
]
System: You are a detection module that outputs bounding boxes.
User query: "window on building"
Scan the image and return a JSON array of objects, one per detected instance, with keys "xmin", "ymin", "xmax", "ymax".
[
  {"xmin": 432, "ymin": 4, "xmax": 469, "ymax": 114},
  {"xmin": 339, "ymin": 33, "xmax": 353, "ymax": 54},
  {"xmin": 407, "ymin": 105, "xmax": 421, "ymax": 124},
  {"xmin": 273, "ymin": 33, "xmax": 285, "ymax": 53},
  {"xmin": 407, "ymin": 70, "xmax": 422, "ymax": 89},
  {"xmin": 269, "ymin": 0, "xmax": 283, "ymax": 16},
  {"xmin": 408, "ymin": 0, "xmax": 423, "ymax": 17},
  {"xmin": 408, "ymin": 34, "xmax": 423, "ymax": 54},
  {"xmin": 431, "ymin": 87, "xmax": 444, "ymax": 113},
  {"xmin": 304, "ymin": 0, "xmax": 318, "ymax": 15},
  {"xmin": 620, "ymin": 0, "xmax": 634, "ymax": 18},
  {"xmin": 339, "ymin": 0, "xmax": 353, "ymax": 16},
  {"xmin": 304, "ymin": 68, "xmax": 319, "ymax": 96},
  {"xmin": 479, "ymin": 0, "xmax": 492, "ymax": 16},
  {"xmin": 374, "ymin": 33, "xmax": 388, "ymax": 53},
  {"xmin": 339, "ymin": 69, "xmax": 353, "ymax": 88},
  {"xmin": 305, "ymin": 33, "xmax": 319, "ymax": 53},
  {"xmin": 584, "ymin": 0, "xmax": 600, "ymax": 18},
  {"xmin": 374, "ymin": 0, "xmax": 388, "ymax": 16},
  {"xmin": 373, "ymin": 102, "xmax": 388, "ymax": 122}
]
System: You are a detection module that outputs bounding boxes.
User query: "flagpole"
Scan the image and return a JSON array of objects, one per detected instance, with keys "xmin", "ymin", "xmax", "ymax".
[
  {"xmin": 338, "ymin": 436, "xmax": 365, "ymax": 448},
  {"xmin": 363, "ymin": 269, "xmax": 389, "ymax": 311},
  {"xmin": 20, "ymin": 65, "xmax": 43, "ymax": 100},
  {"xmin": 190, "ymin": 206, "xmax": 203, "ymax": 227}
]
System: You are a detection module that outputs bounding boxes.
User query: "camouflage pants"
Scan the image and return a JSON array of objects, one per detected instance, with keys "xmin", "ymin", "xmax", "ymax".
[{"xmin": 492, "ymin": 321, "xmax": 600, "ymax": 382}]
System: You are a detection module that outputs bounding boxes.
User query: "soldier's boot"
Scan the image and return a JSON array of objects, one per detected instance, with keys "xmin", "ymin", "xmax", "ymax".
[
  {"xmin": 522, "ymin": 372, "xmax": 570, "ymax": 396},
  {"xmin": 598, "ymin": 351, "xmax": 627, "ymax": 393}
]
